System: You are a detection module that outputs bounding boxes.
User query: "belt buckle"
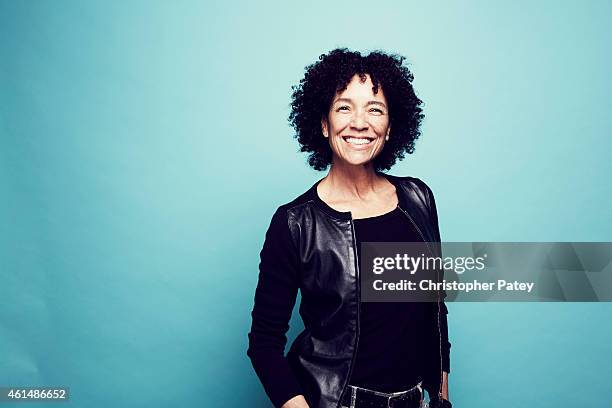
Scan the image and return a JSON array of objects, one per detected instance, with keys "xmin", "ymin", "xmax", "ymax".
[
  {"xmin": 355, "ymin": 387, "xmax": 389, "ymax": 408},
  {"xmin": 389, "ymin": 383, "xmax": 422, "ymax": 408}
]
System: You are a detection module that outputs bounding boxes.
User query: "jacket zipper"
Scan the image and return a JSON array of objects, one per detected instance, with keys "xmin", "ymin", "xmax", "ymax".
[
  {"xmin": 338, "ymin": 217, "xmax": 361, "ymax": 408},
  {"xmin": 397, "ymin": 204, "xmax": 444, "ymax": 398}
]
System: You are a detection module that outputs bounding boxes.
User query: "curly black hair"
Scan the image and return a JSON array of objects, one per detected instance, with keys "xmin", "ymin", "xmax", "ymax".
[{"xmin": 289, "ymin": 48, "xmax": 424, "ymax": 171}]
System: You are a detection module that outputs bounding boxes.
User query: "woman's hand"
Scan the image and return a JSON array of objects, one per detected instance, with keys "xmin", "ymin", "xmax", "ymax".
[
  {"xmin": 440, "ymin": 371, "xmax": 449, "ymax": 400},
  {"xmin": 281, "ymin": 394, "xmax": 310, "ymax": 408},
  {"xmin": 428, "ymin": 371, "xmax": 451, "ymax": 407}
]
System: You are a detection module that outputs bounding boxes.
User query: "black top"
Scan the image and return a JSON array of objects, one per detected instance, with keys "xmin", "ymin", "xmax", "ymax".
[
  {"xmin": 247, "ymin": 197, "xmax": 451, "ymax": 408},
  {"xmin": 350, "ymin": 206, "xmax": 433, "ymax": 392}
]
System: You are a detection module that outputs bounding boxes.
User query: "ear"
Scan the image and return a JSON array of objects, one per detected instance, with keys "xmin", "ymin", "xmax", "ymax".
[
  {"xmin": 385, "ymin": 125, "xmax": 391, "ymax": 141},
  {"xmin": 321, "ymin": 117, "xmax": 329, "ymax": 138}
]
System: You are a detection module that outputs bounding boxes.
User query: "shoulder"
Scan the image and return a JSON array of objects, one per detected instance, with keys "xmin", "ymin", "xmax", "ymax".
[
  {"xmin": 266, "ymin": 183, "xmax": 316, "ymax": 231},
  {"xmin": 385, "ymin": 173, "xmax": 435, "ymax": 198},
  {"xmin": 387, "ymin": 173, "xmax": 441, "ymax": 240},
  {"xmin": 273, "ymin": 184, "xmax": 315, "ymax": 219},
  {"xmin": 383, "ymin": 173, "xmax": 438, "ymax": 216}
]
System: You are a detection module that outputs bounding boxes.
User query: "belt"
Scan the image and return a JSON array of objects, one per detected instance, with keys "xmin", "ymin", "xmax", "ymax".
[{"xmin": 340, "ymin": 382, "xmax": 423, "ymax": 408}]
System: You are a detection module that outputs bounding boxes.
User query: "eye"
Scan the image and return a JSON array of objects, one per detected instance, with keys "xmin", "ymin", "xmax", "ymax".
[
  {"xmin": 336, "ymin": 105, "xmax": 350, "ymax": 112},
  {"xmin": 370, "ymin": 108, "xmax": 384, "ymax": 115}
]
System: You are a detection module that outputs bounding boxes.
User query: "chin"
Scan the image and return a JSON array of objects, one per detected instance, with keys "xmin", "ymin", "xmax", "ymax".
[{"xmin": 337, "ymin": 155, "xmax": 376, "ymax": 167}]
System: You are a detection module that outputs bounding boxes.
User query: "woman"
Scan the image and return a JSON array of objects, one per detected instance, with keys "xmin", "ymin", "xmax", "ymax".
[{"xmin": 247, "ymin": 48, "xmax": 451, "ymax": 408}]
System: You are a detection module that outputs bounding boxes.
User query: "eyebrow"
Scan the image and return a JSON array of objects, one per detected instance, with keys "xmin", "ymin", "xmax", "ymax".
[{"xmin": 333, "ymin": 98, "xmax": 387, "ymax": 108}]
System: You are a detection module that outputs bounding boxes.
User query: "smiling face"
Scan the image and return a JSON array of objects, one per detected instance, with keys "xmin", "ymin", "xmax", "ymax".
[{"xmin": 321, "ymin": 74, "xmax": 390, "ymax": 168}]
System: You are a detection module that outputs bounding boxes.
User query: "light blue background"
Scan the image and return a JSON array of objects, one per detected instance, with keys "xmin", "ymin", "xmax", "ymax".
[{"xmin": 1, "ymin": 1, "xmax": 611, "ymax": 407}]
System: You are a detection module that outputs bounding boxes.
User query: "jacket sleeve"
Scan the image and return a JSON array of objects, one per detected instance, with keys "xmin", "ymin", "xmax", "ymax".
[
  {"xmin": 419, "ymin": 180, "xmax": 451, "ymax": 398},
  {"xmin": 247, "ymin": 207, "xmax": 303, "ymax": 408},
  {"xmin": 425, "ymin": 183, "xmax": 451, "ymax": 374}
]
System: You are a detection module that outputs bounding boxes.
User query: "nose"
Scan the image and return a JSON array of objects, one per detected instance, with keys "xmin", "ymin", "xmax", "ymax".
[{"xmin": 350, "ymin": 110, "xmax": 368, "ymax": 131}]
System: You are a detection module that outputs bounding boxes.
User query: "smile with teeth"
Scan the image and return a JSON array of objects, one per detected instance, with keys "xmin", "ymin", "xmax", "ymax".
[{"xmin": 342, "ymin": 136, "xmax": 375, "ymax": 145}]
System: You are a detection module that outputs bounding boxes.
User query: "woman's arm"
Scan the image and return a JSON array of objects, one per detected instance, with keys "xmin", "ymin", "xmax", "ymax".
[
  {"xmin": 422, "ymin": 179, "xmax": 452, "ymax": 404},
  {"xmin": 247, "ymin": 207, "xmax": 306, "ymax": 408}
]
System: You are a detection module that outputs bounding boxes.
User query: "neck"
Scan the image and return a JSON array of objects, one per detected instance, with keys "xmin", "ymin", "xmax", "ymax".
[{"xmin": 322, "ymin": 160, "xmax": 383, "ymax": 201}]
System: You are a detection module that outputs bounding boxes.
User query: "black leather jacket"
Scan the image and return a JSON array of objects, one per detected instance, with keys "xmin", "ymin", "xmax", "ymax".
[{"xmin": 249, "ymin": 172, "xmax": 449, "ymax": 408}]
